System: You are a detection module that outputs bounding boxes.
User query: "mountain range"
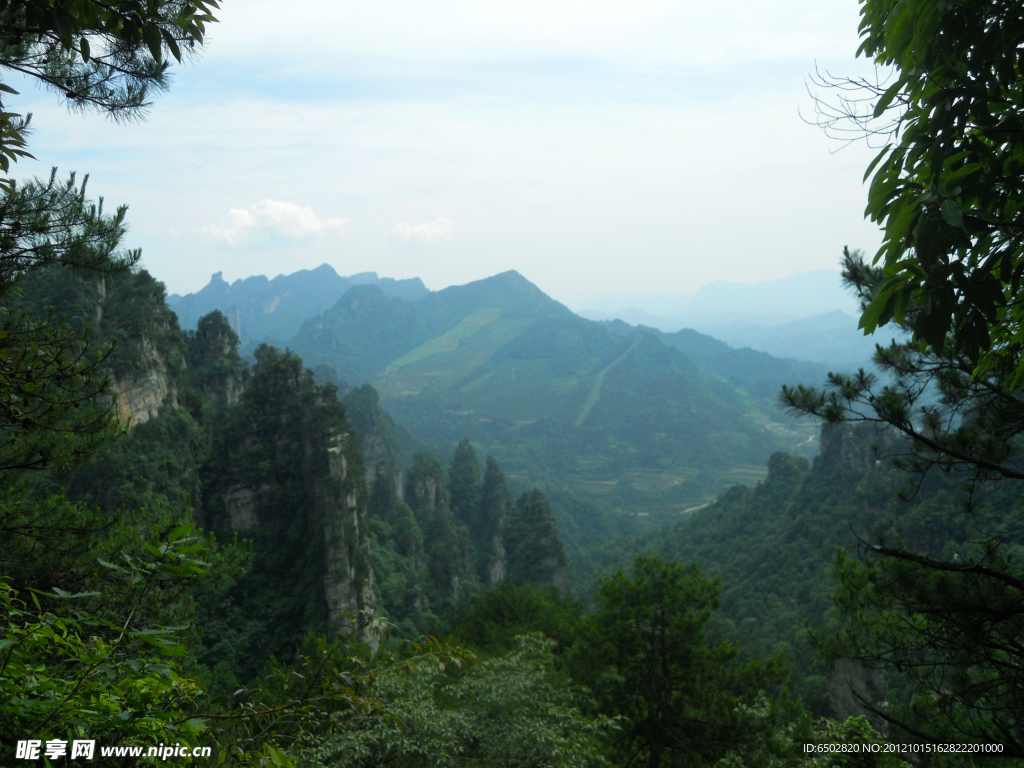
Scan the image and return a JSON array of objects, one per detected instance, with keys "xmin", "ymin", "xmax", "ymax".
[
  {"xmin": 167, "ymin": 266, "xmax": 830, "ymax": 534},
  {"xmin": 576, "ymin": 270, "xmax": 859, "ymax": 323},
  {"xmin": 166, "ymin": 264, "xmax": 429, "ymax": 351},
  {"xmin": 574, "ymin": 270, "xmax": 901, "ymax": 369}
]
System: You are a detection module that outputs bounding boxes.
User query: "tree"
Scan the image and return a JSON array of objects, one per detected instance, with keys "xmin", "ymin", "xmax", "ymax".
[
  {"xmin": 504, "ymin": 489, "xmax": 567, "ymax": 589},
  {"xmin": 449, "ymin": 438, "xmax": 482, "ymax": 530},
  {"xmin": 815, "ymin": 0, "xmax": 1024, "ymax": 382},
  {"xmin": 0, "ymin": 0, "xmax": 219, "ymax": 188},
  {"xmin": 792, "ymin": 0, "xmax": 1024, "ymax": 750},
  {"xmin": 0, "ymin": 527, "xmax": 220, "ymax": 762},
  {"xmin": 574, "ymin": 555, "xmax": 789, "ymax": 768},
  {"xmin": 0, "ymin": 0, "xmax": 220, "ymax": 465},
  {"xmin": 444, "ymin": 580, "xmax": 582, "ymax": 657},
  {"xmin": 783, "ymin": 252, "xmax": 1024, "ymax": 754},
  {"xmin": 0, "ymin": 0, "xmax": 222, "ymax": 481},
  {"xmin": 300, "ymin": 633, "xmax": 613, "ymax": 768}
]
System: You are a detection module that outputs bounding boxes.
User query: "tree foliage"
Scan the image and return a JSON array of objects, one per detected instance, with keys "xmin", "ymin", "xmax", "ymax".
[
  {"xmin": 828, "ymin": 0, "xmax": 1024, "ymax": 382},
  {"xmin": 0, "ymin": 0, "xmax": 219, "ymax": 187},
  {"xmin": 300, "ymin": 633, "xmax": 612, "ymax": 768},
  {"xmin": 574, "ymin": 555, "xmax": 790, "ymax": 768},
  {"xmin": 783, "ymin": 248, "xmax": 1024, "ymax": 751}
]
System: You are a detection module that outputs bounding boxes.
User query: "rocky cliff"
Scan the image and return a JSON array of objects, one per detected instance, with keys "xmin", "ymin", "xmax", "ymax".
[
  {"xmin": 185, "ymin": 310, "xmax": 246, "ymax": 410},
  {"xmin": 203, "ymin": 345, "xmax": 375, "ymax": 648},
  {"xmin": 7, "ymin": 267, "xmax": 190, "ymax": 428},
  {"xmin": 318, "ymin": 426, "xmax": 376, "ymax": 638},
  {"xmin": 112, "ymin": 337, "xmax": 179, "ymax": 425}
]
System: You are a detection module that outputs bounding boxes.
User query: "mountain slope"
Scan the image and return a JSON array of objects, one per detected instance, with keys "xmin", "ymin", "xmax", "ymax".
[
  {"xmin": 641, "ymin": 325, "xmax": 831, "ymax": 402},
  {"xmin": 570, "ymin": 422, "xmax": 1024, "ymax": 717},
  {"xmin": 289, "ymin": 272, "xmax": 805, "ymax": 525},
  {"xmin": 697, "ymin": 310, "xmax": 894, "ymax": 369}
]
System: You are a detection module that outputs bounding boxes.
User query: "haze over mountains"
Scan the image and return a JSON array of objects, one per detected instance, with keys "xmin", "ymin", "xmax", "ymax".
[{"xmin": 575, "ymin": 270, "xmax": 899, "ymax": 369}]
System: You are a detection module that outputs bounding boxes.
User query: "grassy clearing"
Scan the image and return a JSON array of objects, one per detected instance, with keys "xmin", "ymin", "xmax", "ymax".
[{"xmin": 384, "ymin": 307, "xmax": 505, "ymax": 375}]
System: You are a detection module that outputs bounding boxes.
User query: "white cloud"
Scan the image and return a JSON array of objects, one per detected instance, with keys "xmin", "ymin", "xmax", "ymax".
[
  {"xmin": 200, "ymin": 199, "xmax": 348, "ymax": 246},
  {"xmin": 392, "ymin": 217, "xmax": 455, "ymax": 244}
]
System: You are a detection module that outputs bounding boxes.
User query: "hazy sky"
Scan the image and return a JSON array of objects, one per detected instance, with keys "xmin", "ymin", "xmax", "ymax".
[{"xmin": 11, "ymin": 0, "xmax": 884, "ymax": 306}]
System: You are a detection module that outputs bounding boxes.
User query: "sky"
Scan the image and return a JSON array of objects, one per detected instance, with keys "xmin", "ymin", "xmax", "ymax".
[{"xmin": 10, "ymin": 0, "xmax": 886, "ymax": 307}]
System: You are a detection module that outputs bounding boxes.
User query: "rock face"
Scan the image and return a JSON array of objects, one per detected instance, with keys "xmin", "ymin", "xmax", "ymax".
[
  {"xmin": 408, "ymin": 471, "xmax": 443, "ymax": 509},
  {"xmin": 503, "ymin": 489, "xmax": 568, "ymax": 592},
  {"xmin": 827, "ymin": 659, "xmax": 889, "ymax": 734},
  {"xmin": 318, "ymin": 428, "xmax": 376, "ymax": 639},
  {"xmin": 342, "ymin": 384, "xmax": 401, "ymax": 487},
  {"xmin": 819, "ymin": 422, "xmax": 893, "ymax": 472},
  {"xmin": 480, "ymin": 455, "xmax": 513, "ymax": 587},
  {"xmin": 487, "ymin": 530, "xmax": 507, "ymax": 586},
  {"xmin": 222, "ymin": 486, "xmax": 262, "ymax": 532},
  {"xmin": 112, "ymin": 338, "xmax": 178, "ymax": 426},
  {"xmin": 187, "ymin": 310, "xmax": 246, "ymax": 410}
]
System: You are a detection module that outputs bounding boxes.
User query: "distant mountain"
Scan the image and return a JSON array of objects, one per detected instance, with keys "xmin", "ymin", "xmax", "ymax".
[
  {"xmin": 574, "ymin": 271, "xmax": 886, "ymax": 370},
  {"xmin": 578, "ymin": 270, "xmax": 859, "ymax": 324},
  {"xmin": 697, "ymin": 310, "xmax": 904, "ymax": 370},
  {"xmin": 288, "ymin": 271, "xmax": 817, "ymax": 526},
  {"xmin": 631, "ymin": 324, "xmax": 833, "ymax": 402},
  {"xmin": 167, "ymin": 264, "xmax": 429, "ymax": 350}
]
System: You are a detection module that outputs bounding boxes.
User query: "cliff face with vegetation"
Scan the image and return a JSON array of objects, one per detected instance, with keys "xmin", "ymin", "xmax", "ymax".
[
  {"xmin": 11, "ymin": 268, "xmax": 380, "ymax": 680},
  {"xmin": 9, "ymin": 266, "xmax": 188, "ymax": 426},
  {"xmin": 15, "ymin": 265, "xmax": 573, "ymax": 683},
  {"xmin": 111, "ymin": 336, "xmax": 179, "ymax": 425},
  {"xmin": 202, "ymin": 344, "xmax": 375, "ymax": 645}
]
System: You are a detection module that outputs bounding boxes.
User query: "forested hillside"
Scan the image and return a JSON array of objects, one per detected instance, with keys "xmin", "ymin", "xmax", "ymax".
[
  {"xmin": 13, "ymin": 264, "xmax": 569, "ymax": 661},
  {"xmin": 571, "ymin": 422, "xmax": 1024, "ymax": 717},
  {"xmin": 165, "ymin": 267, "xmax": 834, "ymax": 531},
  {"xmin": 283, "ymin": 270, "xmax": 826, "ymax": 529}
]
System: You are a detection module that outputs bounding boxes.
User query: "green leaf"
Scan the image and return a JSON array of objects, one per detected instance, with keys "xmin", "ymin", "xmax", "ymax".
[
  {"xmin": 143, "ymin": 25, "xmax": 163, "ymax": 63},
  {"xmin": 52, "ymin": 588, "xmax": 101, "ymax": 599},
  {"xmin": 873, "ymin": 78, "xmax": 904, "ymax": 118},
  {"xmin": 940, "ymin": 199, "xmax": 964, "ymax": 228},
  {"xmin": 161, "ymin": 28, "xmax": 182, "ymax": 63},
  {"xmin": 863, "ymin": 144, "xmax": 893, "ymax": 182},
  {"xmin": 168, "ymin": 524, "xmax": 193, "ymax": 542},
  {"xmin": 943, "ymin": 162, "xmax": 982, "ymax": 187}
]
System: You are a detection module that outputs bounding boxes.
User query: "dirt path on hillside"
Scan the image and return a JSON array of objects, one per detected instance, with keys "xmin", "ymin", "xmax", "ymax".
[{"xmin": 575, "ymin": 341, "xmax": 637, "ymax": 427}]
